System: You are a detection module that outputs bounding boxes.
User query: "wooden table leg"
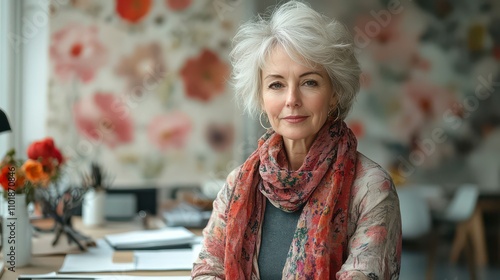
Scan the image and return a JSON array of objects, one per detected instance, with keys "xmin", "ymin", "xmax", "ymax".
[{"xmin": 469, "ymin": 207, "xmax": 488, "ymax": 267}]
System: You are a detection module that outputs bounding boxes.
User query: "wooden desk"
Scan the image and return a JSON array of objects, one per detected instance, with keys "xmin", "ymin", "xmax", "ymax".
[{"xmin": 1, "ymin": 217, "xmax": 199, "ymax": 280}]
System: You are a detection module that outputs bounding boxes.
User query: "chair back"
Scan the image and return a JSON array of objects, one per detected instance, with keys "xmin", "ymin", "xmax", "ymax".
[
  {"xmin": 397, "ymin": 187, "xmax": 432, "ymax": 239},
  {"xmin": 442, "ymin": 184, "xmax": 479, "ymax": 222}
]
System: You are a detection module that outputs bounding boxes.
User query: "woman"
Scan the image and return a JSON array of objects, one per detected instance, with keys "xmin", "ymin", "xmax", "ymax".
[{"xmin": 193, "ymin": 1, "xmax": 401, "ymax": 279}]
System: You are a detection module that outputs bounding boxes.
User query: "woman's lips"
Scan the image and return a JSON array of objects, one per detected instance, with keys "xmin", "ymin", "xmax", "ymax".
[{"xmin": 282, "ymin": 115, "xmax": 308, "ymax": 123}]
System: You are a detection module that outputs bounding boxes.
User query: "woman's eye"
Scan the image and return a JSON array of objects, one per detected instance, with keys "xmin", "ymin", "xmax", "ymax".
[
  {"xmin": 304, "ymin": 80, "xmax": 318, "ymax": 87},
  {"xmin": 269, "ymin": 82, "xmax": 283, "ymax": 90}
]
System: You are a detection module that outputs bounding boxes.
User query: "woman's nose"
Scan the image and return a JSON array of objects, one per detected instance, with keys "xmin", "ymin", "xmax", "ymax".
[{"xmin": 285, "ymin": 86, "xmax": 302, "ymax": 108}]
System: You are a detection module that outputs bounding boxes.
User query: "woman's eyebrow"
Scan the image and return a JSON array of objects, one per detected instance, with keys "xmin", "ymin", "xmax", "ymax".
[
  {"xmin": 264, "ymin": 71, "xmax": 323, "ymax": 80},
  {"xmin": 263, "ymin": 74, "xmax": 283, "ymax": 80},
  {"xmin": 299, "ymin": 71, "xmax": 323, "ymax": 78}
]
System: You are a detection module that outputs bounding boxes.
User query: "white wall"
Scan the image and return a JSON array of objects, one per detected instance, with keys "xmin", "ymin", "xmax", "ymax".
[
  {"xmin": 0, "ymin": 0, "xmax": 49, "ymax": 156},
  {"xmin": 20, "ymin": 0, "xmax": 49, "ymax": 152}
]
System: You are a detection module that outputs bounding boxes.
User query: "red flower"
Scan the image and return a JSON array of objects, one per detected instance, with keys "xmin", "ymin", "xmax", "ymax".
[
  {"xmin": 27, "ymin": 138, "xmax": 64, "ymax": 165},
  {"xmin": 180, "ymin": 49, "xmax": 229, "ymax": 102},
  {"xmin": 116, "ymin": 0, "xmax": 152, "ymax": 23},
  {"xmin": 166, "ymin": 0, "xmax": 192, "ymax": 11}
]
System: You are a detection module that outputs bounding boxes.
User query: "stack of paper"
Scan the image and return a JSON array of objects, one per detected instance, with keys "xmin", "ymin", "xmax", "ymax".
[
  {"xmin": 105, "ymin": 227, "xmax": 195, "ymax": 250},
  {"xmin": 59, "ymin": 239, "xmax": 198, "ymax": 273}
]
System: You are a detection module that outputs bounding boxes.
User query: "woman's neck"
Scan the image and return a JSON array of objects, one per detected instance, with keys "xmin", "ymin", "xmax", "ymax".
[{"xmin": 283, "ymin": 138, "xmax": 312, "ymax": 171}]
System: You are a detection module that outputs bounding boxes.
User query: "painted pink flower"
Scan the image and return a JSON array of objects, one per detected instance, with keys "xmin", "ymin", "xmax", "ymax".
[
  {"xmin": 50, "ymin": 24, "xmax": 106, "ymax": 83},
  {"xmin": 148, "ymin": 111, "xmax": 192, "ymax": 151},
  {"xmin": 180, "ymin": 49, "xmax": 229, "ymax": 102},
  {"xmin": 365, "ymin": 226, "xmax": 387, "ymax": 245},
  {"xmin": 354, "ymin": 12, "xmax": 423, "ymax": 70},
  {"xmin": 73, "ymin": 93, "xmax": 134, "ymax": 148},
  {"xmin": 393, "ymin": 77, "xmax": 458, "ymax": 143},
  {"xmin": 115, "ymin": 43, "xmax": 166, "ymax": 97},
  {"xmin": 166, "ymin": 0, "xmax": 192, "ymax": 11}
]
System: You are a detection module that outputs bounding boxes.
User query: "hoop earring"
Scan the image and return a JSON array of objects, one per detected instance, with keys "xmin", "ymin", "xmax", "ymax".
[
  {"xmin": 329, "ymin": 107, "xmax": 341, "ymax": 122},
  {"xmin": 259, "ymin": 112, "xmax": 271, "ymax": 130}
]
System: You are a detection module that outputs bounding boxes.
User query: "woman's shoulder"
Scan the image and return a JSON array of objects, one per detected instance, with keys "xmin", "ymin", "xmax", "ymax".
[
  {"xmin": 352, "ymin": 152, "xmax": 396, "ymax": 201},
  {"xmin": 355, "ymin": 152, "xmax": 393, "ymax": 182},
  {"xmin": 223, "ymin": 164, "xmax": 244, "ymax": 191}
]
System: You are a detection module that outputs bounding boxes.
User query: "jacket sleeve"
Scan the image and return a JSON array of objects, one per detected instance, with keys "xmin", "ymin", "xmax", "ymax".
[
  {"xmin": 336, "ymin": 168, "xmax": 402, "ymax": 280},
  {"xmin": 191, "ymin": 167, "xmax": 240, "ymax": 279}
]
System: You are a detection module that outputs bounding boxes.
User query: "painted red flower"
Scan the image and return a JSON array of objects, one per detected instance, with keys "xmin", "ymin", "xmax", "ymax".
[
  {"xmin": 50, "ymin": 24, "xmax": 106, "ymax": 83},
  {"xmin": 166, "ymin": 0, "xmax": 192, "ymax": 11},
  {"xmin": 73, "ymin": 93, "xmax": 134, "ymax": 148},
  {"xmin": 116, "ymin": 0, "xmax": 152, "ymax": 23},
  {"xmin": 180, "ymin": 49, "xmax": 229, "ymax": 102},
  {"xmin": 148, "ymin": 111, "xmax": 192, "ymax": 151}
]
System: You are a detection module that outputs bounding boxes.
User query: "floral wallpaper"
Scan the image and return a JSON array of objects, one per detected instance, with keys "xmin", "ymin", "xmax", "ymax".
[
  {"xmin": 46, "ymin": 0, "xmax": 245, "ymax": 187},
  {"xmin": 336, "ymin": 0, "xmax": 500, "ymax": 190}
]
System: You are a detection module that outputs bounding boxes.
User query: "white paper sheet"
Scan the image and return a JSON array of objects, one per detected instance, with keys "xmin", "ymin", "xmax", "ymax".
[
  {"xmin": 59, "ymin": 239, "xmax": 135, "ymax": 273},
  {"xmin": 135, "ymin": 249, "xmax": 193, "ymax": 271}
]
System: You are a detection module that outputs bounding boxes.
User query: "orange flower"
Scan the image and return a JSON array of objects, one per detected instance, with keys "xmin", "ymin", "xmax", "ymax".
[
  {"xmin": 0, "ymin": 165, "xmax": 25, "ymax": 191},
  {"xmin": 22, "ymin": 159, "xmax": 49, "ymax": 185}
]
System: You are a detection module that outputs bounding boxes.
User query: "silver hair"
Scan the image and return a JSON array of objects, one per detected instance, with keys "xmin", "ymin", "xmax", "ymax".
[{"xmin": 230, "ymin": 0, "xmax": 361, "ymax": 120}]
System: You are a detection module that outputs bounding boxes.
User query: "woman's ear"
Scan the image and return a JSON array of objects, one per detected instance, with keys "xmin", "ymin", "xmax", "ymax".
[
  {"xmin": 259, "ymin": 95, "xmax": 266, "ymax": 113},
  {"xmin": 329, "ymin": 95, "xmax": 338, "ymax": 109}
]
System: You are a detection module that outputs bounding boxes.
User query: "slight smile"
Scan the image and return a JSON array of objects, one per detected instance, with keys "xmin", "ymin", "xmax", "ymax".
[{"xmin": 282, "ymin": 115, "xmax": 308, "ymax": 123}]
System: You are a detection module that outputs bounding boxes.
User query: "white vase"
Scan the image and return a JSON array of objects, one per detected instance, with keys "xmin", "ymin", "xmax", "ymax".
[
  {"xmin": 2, "ymin": 193, "xmax": 32, "ymax": 268},
  {"xmin": 82, "ymin": 189, "xmax": 106, "ymax": 227}
]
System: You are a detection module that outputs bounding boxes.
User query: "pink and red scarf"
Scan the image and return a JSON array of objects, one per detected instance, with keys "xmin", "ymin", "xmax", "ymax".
[{"xmin": 224, "ymin": 116, "xmax": 358, "ymax": 279}]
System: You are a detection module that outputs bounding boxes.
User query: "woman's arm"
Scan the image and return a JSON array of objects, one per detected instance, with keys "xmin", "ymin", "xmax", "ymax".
[
  {"xmin": 337, "ymin": 168, "xmax": 402, "ymax": 280},
  {"xmin": 192, "ymin": 167, "xmax": 240, "ymax": 279}
]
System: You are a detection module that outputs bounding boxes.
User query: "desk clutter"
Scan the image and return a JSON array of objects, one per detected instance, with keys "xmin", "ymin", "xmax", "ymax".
[
  {"xmin": 18, "ymin": 273, "xmax": 190, "ymax": 279},
  {"xmin": 58, "ymin": 227, "xmax": 202, "ymax": 273}
]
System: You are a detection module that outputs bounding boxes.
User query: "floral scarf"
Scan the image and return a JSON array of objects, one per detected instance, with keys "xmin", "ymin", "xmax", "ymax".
[{"xmin": 224, "ymin": 117, "xmax": 358, "ymax": 279}]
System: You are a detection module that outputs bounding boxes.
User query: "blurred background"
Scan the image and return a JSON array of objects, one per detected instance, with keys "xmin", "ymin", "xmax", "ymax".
[{"xmin": 0, "ymin": 0, "xmax": 499, "ymax": 279}]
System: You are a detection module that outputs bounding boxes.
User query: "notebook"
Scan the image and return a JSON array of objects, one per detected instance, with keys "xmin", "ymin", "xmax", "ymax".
[{"xmin": 104, "ymin": 227, "xmax": 195, "ymax": 250}]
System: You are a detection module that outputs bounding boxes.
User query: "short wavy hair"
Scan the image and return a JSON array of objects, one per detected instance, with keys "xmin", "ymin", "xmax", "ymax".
[{"xmin": 230, "ymin": 1, "xmax": 361, "ymax": 120}]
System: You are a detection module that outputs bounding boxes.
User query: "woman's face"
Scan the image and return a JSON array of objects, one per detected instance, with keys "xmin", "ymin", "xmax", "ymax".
[{"xmin": 261, "ymin": 46, "xmax": 336, "ymax": 146}]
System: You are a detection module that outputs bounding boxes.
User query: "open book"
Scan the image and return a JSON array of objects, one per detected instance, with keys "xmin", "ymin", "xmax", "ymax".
[{"xmin": 104, "ymin": 227, "xmax": 196, "ymax": 250}]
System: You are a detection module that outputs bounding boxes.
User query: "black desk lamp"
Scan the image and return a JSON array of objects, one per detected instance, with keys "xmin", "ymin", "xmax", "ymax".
[{"xmin": 0, "ymin": 109, "xmax": 11, "ymax": 133}]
